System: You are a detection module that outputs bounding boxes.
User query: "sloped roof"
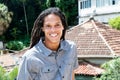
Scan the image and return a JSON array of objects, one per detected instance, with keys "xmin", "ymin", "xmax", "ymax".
[
  {"xmin": 66, "ymin": 18, "xmax": 120, "ymax": 58},
  {"xmin": 74, "ymin": 61, "xmax": 104, "ymax": 76},
  {"xmin": 94, "ymin": 21, "xmax": 120, "ymax": 56}
]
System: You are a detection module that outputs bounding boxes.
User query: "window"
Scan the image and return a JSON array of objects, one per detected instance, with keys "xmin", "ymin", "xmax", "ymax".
[
  {"xmin": 96, "ymin": 0, "xmax": 105, "ymax": 7},
  {"xmin": 80, "ymin": 0, "xmax": 91, "ymax": 9},
  {"xmin": 96, "ymin": 0, "xmax": 117, "ymax": 7},
  {"xmin": 108, "ymin": 0, "xmax": 111, "ymax": 5},
  {"xmin": 112, "ymin": 0, "xmax": 115, "ymax": 5},
  {"xmin": 108, "ymin": 0, "xmax": 116, "ymax": 5}
]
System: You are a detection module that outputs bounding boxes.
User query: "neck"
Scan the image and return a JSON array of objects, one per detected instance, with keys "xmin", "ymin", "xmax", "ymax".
[{"xmin": 43, "ymin": 41, "xmax": 60, "ymax": 51}]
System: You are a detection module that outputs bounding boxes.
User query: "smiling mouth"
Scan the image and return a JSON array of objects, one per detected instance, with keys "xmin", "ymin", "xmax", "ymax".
[{"xmin": 50, "ymin": 33, "xmax": 58, "ymax": 37}]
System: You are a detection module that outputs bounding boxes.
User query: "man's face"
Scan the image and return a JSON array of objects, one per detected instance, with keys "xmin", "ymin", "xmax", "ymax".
[{"xmin": 42, "ymin": 14, "xmax": 64, "ymax": 44}]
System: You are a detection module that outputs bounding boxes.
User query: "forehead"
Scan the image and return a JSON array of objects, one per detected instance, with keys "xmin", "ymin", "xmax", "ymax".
[{"xmin": 44, "ymin": 14, "xmax": 61, "ymax": 24}]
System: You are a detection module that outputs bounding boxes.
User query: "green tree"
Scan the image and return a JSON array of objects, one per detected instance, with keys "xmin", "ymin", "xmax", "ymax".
[
  {"xmin": 0, "ymin": 3, "xmax": 13, "ymax": 35},
  {"xmin": 109, "ymin": 16, "xmax": 120, "ymax": 30},
  {"xmin": 0, "ymin": 0, "xmax": 46, "ymax": 41},
  {"xmin": 19, "ymin": 0, "xmax": 29, "ymax": 36},
  {"xmin": 1, "ymin": 0, "xmax": 78, "ymax": 41},
  {"xmin": 46, "ymin": 0, "xmax": 56, "ymax": 7},
  {"xmin": 46, "ymin": 0, "xmax": 78, "ymax": 26},
  {"xmin": 95, "ymin": 57, "xmax": 120, "ymax": 80}
]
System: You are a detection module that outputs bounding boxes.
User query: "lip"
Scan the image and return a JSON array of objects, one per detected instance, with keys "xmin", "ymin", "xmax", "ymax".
[{"xmin": 49, "ymin": 33, "xmax": 58, "ymax": 37}]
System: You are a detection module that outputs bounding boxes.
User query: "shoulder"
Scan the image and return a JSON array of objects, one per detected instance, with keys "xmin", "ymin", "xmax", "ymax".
[
  {"xmin": 22, "ymin": 46, "xmax": 39, "ymax": 59},
  {"xmin": 61, "ymin": 40, "xmax": 76, "ymax": 50},
  {"xmin": 64, "ymin": 40, "xmax": 76, "ymax": 46}
]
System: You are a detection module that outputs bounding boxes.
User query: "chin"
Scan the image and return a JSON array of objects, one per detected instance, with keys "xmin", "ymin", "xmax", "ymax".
[{"xmin": 50, "ymin": 39, "xmax": 60, "ymax": 43}]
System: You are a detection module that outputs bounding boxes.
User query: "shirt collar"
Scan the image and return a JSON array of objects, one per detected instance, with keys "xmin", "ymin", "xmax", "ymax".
[
  {"xmin": 38, "ymin": 38, "xmax": 67, "ymax": 56},
  {"xmin": 38, "ymin": 38, "xmax": 52, "ymax": 56}
]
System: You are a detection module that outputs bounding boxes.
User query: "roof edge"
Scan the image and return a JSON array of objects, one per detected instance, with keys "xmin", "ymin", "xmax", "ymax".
[
  {"xmin": 77, "ymin": 55, "xmax": 116, "ymax": 58},
  {"xmin": 91, "ymin": 20, "xmax": 116, "ymax": 56}
]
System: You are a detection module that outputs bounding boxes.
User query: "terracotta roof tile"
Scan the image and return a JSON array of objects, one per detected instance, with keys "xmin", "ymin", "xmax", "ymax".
[
  {"xmin": 94, "ymin": 21, "xmax": 120, "ymax": 56},
  {"xmin": 66, "ymin": 19, "xmax": 120, "ymax": 57},
  {"xmin": 74, "ymin": 62, "xmax": 104, "ymax": 76}
]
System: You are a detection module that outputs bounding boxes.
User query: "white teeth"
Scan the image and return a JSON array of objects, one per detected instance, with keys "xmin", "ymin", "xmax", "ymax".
[{"xmin": 50, "ymin": 34, "xmax": 57, "ymax": 37}]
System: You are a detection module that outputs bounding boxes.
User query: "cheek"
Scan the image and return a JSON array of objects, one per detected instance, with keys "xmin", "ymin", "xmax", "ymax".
[
  {"xmin": 60, "ymin": 30, "xmax": 64, "ymax": 36},
  {"xmin": 44, "ymin": 31, "xmax": 49, "ymax": 36},
  {"xmin": 41, "ymin": 29, "xmax": 47, "ymax": 36},
  {"xmin": 62, "ymin": 27, "xmax": 64, "ymax": 33},
  {"xmin": 42, "ymin": 27, "xmax": 48, "ymax": 33},
  {"xmin": 60, "ymin": 27, "xmax": 64, "ymax": 34}
]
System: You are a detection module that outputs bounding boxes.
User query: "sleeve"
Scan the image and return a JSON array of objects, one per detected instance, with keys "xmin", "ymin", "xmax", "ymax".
[
  {"xmin": 73, "ymin": 45, "xmax": 79, "ymax": 70},
  {"xmin": 17, "ymin": 56, "xmax": 33, "ymax": 80}
]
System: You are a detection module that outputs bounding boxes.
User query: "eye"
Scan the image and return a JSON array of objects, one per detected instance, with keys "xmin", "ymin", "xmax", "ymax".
[
  {"xmin": 44, "ymin": 25, "xmax": 51, "ymax": 29},
  {"xmin": 55, "ymin": 24, "xmax": 61, "ymax": 28}
]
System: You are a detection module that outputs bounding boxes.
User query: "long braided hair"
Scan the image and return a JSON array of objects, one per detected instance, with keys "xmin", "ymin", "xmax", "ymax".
[{"xmin": 29, "ymin": 7, "xmax": 68, "ymax": 48}]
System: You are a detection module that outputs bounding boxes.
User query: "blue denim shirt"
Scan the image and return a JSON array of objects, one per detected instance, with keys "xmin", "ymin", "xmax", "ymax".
[{"xmin": 17, "ymin": 39, "xmax": 78, "ymax": 80}]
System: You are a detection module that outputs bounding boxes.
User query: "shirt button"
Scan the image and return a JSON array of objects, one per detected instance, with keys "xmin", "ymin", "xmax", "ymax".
[
  {"xmin": 48, "ymin": 69, "xmax": 50, "ymax": 71},
  {"xmin": 62, "ymin": 76, "xmax": 64, "ymax": 78},
  {"xmin": 59, "ymin": 66, "xmax": 61, "ymax": 68}
]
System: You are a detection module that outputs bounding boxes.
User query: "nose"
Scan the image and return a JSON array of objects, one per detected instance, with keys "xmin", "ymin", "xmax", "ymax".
[{"xmin": 50, "ymin": 27, "xmax": 56, "ymax": 32}]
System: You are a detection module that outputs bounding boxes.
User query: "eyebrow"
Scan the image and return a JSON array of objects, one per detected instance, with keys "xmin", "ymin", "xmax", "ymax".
[{"xmin": 44, "ymin": 22, "xmax": 61, "ymax": 25}]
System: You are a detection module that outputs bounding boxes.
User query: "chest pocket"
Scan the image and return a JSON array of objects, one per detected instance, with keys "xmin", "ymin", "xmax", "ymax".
[
  {"xmin": 41, "ymin": 65, "xmax": 57, "ymax": 80},
  {"xmin": 42, "ymin": 65, "xmax": 55, "ymax": 73}
]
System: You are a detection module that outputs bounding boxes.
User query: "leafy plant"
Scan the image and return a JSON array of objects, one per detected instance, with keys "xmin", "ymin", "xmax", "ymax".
[
  {"xmin": 7, "ymin": 66, "xmax": 18, "ymax": 80},
  {"xmin": 0, "ymin": 66, "xmax": 18, "ymax": 80},
  {"xmin": 95, "ymin": 57, "xmax": 120, "ymax": 80},
  {"xmin": 0, "ymin": 66, "xmax": 6, "ymax": 80},
  {"xmin": 0, "ymin": 3, "xmax": 13, "ymax": 35},
  {"xmin": 109, "ymin": 16, "xmax": 120, "ymax": 30},
  {"xmin": 6, "ymin": 40, "xmax": 25, "ymax": 50},
  {"xmin": 10, "ymin": 27, "xmax": 22, "ymax": 40}
]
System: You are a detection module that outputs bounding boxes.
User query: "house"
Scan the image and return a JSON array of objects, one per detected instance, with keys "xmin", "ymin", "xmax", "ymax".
[
  {"xmin": 78, "ymin": 0, "xmax": 120, "ymax": 24},
  {"xmin": 65, "ymin": 17, "xmax": 120, "ymax": 79}
]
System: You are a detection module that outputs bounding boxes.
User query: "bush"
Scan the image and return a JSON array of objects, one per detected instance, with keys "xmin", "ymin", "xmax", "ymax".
[
  {"xmin": 0, "ymin": 66, "xmax": 18, "ymax": 80},
  {"xmin": 95, "ymin": 57, "xmax": 120, "ymax": 80},
  {"xmin": 0, "ymin": 66, "xmax": 6, "ymax": 80},
  {"xmin": 109, "ymin": 16, "xmax": 120, "ymax": 30},
  {"xmin": 6, "ymin": 41, "xmax": 25, "ymax": 51},
  {"xmin": 7, "ymin": 66, "xmax": 18, "ymax": 80},
  {"xmin": 19, "ymin": 35, "xmax": 30, "ymax": 47}
]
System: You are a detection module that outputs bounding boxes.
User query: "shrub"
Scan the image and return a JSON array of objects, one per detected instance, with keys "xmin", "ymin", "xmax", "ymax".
[
  {"xmin": 7, "ymin": 66, "xmax": 18, "ymax": 80},
  {"xmin": 95, "ymin": 57, "xmax": 120, "ymax": 80},
  {"xmin": 6, "ymin": 41, "xmax": 25, "ymax": 51},
  {"xmin": 0, "ymin": 66, "xmax": 18, "ymax": 80},
  {"xmin": 0, "ymin": 66, "xmax": 6, "ymax": 80},
  {"xmin": 109, "ymin": 16, "xmax": 120, "ymax": 30}
]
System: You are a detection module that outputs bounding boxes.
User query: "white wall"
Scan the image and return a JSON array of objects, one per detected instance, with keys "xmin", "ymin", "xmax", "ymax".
[
  {"xmin": 79, "ymin": 13, "xmax": 120, "ymax": 23},
  {"xmin": 78, "ymin": 0, "xmax": 120, "ymax": 24}
]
